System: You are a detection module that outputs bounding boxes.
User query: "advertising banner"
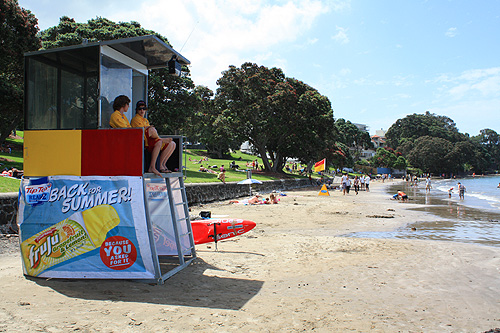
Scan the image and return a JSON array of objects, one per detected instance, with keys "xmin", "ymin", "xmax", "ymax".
[
  {"xmin": 18, "ymin": 176, "xmax": 156, "ymax": 280},
  {"xmin": 144, "ymin": 177, "xmax": 191, "ymax": 256}
]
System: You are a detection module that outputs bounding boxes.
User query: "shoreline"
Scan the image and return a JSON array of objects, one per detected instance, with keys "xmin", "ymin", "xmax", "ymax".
[{"xmin": 1, "ymin": 181, "xmax": 499, "ymax": 331}]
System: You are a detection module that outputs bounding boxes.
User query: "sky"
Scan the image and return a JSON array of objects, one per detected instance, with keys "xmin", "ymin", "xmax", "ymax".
[{"xmin": 18, "ymin": 0, "xmax": 500, "ymax": 136}]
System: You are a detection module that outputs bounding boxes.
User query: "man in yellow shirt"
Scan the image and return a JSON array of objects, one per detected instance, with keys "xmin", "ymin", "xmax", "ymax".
[
  {"xmin": 130, "ymin": 101, "xmax": 176, "ymax": 176},
  {"xmin": 109, "ymin": 95, "xmax": 131, "ymax": 128}
]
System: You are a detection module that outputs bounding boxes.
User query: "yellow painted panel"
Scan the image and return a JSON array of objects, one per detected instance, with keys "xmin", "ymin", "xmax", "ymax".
[{"xmin": 24, "ymin": 130, "xmax": 82, "ymax": 177}]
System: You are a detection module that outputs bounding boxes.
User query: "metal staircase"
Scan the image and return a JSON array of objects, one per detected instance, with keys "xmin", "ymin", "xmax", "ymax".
[{"xmin": 143, "ymin": 174, "xmax": 197, "ymax": 284}]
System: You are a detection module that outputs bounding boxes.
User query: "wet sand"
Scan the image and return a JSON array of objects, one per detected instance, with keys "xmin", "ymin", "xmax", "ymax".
[{"xmin": 1, "ymin": 181, "xmax": 499, "ymax": 332}]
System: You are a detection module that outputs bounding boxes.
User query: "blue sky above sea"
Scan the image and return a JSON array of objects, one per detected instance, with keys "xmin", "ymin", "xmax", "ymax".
[{"xmin": 19, "ymin": 0, "xmax": 500, "ymax": 136}]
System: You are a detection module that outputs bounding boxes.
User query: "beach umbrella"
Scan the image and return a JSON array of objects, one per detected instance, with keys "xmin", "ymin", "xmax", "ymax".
[{"xmin": 237, "ymin": 178, "xmax": 263, "ymax": 185}]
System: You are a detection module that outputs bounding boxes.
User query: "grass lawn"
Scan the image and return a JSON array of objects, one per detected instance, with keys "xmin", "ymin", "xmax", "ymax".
[
  {"xmin": 183, "ymin": 149, "xmax": 307, "ymax": 183},
  {"xmin": 0, "ymin": 177, "xmax": 21, "ymax": 192},
  {"xmin": 0, "ymin": 131, "xmax": 24, "ymax": 192}
]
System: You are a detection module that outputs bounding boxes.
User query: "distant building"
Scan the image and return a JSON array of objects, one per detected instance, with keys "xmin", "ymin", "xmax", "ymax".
[
  {"xmin": 371, "ymin": 135, "xmax": 386, "ymax": 149},
  {"xmin": 353, "ymin": 123, "xmax": 369, "ymax": 132},
  {"xmin": 359, "ymin": 149, "xmax": 375, "ymax": 160},
  {"xmin": 375, "ymin": 129, "xmax": 386, "ymax": 137},
  {"xmin": 240, "ymin": 141, "xmax": 254, "ymax": 154},
  {"xmin": 371, "ymin": 128, "xmax": 387, "ymax": 149}
]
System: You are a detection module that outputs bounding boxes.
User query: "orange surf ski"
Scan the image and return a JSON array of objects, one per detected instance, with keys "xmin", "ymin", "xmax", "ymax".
[{"xmin": 191, "ymin": 219, "xmax": 256, "ymax": 245}]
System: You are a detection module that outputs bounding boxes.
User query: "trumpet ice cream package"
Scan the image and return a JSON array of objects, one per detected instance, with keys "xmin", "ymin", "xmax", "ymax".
[{"xmin": 18, "ymin": 176, "xmax": 155, "ymax": 279}]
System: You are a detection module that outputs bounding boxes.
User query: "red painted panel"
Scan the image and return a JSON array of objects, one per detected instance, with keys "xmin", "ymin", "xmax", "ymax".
[{"xmin": 81, "ymin": 129, "xmax": 144, "ymax": 176}]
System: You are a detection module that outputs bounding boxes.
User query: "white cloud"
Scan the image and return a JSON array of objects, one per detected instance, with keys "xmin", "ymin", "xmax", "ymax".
[
  {"xmin": 332, "ymin": 26, "xmax": 349, "ymax": 44},
  {"xmin": 110, "ymin": 0, "xmax": 332, "ymax": 90},
  {"xmin": 429, "ymin": 99, "xmax": 500, "ymax": 135},
  {"xmin": 435, "ymin": 67, "xmax": 500, "ymax": 99},
  {"xmin": 458, "ymin": 67, "xmax": 500, "ymax": 81},
  {"xmin": 339, "ymin": 68, "xmax": 351, "ymax": 76},
  {"xmin": 307, "ymin": 37, "xmax": 319, "ymax": 45},
  {"xmin": 445, "ymin": 27, "xmax": 457, "ymax": 38},
  {"xmin": 426, "ymin": 67, "xmax": 500, "ymax": 133}
]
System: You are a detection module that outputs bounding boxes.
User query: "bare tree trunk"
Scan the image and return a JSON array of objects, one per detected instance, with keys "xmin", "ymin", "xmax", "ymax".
[
  {"xmin": 271, "ymin": 152, "xmax": 286, "ymax": 173},
  {"xmin": 255, "ymin": 143, "xmax": 271, "ymax": 171},
  {"xmin": 0, "ymin": 115, "xmax": 21, "ymax": 146}
]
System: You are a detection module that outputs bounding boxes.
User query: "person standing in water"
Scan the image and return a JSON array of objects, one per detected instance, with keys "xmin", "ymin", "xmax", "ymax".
[
  {"xmin": 425, "ymin": 176, "xmax": 432, "ymax": 192},
  {"xmin": 458, "ymin": 182, "xmax": 466, "ymax": 199}
]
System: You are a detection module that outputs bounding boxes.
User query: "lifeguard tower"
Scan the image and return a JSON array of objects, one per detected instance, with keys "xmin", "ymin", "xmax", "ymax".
[{"xmin": 18, "ymin": 36, "xmax": 196, "ymax": 284}]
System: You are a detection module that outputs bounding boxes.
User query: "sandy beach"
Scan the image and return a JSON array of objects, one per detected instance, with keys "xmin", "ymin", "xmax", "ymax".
[{"xmin": 1, "ymin": 181, "xmax": 500, "ymax": 332}]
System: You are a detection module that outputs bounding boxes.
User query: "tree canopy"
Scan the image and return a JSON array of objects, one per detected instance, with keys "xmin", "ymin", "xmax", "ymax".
[
  {"xmin": 0, "ymin": 0, "xmax": 40, "ymax": 144},
  {"xmin": 385, "ymin": 111, "xmax": 466, "ymax": 148},
  {"xmin": 334, "ymin": 119, "xmax": 373, "ymax": 161},
  {"xmin": 214, "ymin": 62, "xmax": 335, "ymax": 172},
  {"xmin": 383, "ymin": 111, "xmax": 498, "ymax": 175},
  {"xmin": 39, "ymin": 16, "xmax": 197, "ymax": 134},
  {"xmin": 187, "ymin": 85, "xmax": 244, "ymax": 158},
  {"xmin": 472, "ymin": 128, "xmax": 500, "ymax": 170}
]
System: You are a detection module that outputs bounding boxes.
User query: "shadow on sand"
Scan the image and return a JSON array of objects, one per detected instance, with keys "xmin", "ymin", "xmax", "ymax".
[{"xmin": 27, "ymin": 257, "xmax": 263, "ymax": 310}]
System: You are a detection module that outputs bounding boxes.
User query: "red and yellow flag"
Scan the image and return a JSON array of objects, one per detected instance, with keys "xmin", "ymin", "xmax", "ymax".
[{"xmin": 314, "ymin": 158, "xmax": 326, "ymax": 172}]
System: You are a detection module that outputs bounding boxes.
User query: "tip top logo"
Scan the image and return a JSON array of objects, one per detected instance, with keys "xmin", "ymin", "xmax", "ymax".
[
  {"xmin": 146, "ymin": 183, "xmax": 168, "ymax": 199},
  {"xmin": 25, "ymin": 183, "xmax": 52, "ymax": 205}
]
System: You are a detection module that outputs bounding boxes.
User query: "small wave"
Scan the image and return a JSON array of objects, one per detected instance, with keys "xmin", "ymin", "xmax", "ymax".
[{"xmin": 467, "ymin": 192, "xmax": 500, "ymax": 204}]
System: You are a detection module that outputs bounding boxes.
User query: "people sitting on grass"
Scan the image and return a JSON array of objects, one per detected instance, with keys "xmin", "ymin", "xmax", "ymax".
[
  {"xmin": 230, "ymin": 161, "xmax": 239, "ymax": 169},
  {"xmin": 199, "ymin": 165, "xmax": 216, "ymax": 174},
  {"xmin": 0, "ymin": 167, "xmax": 23, "ymax": 178}
]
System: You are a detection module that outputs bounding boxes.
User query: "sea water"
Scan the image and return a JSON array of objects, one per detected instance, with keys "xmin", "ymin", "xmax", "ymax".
[
  {"xmin": 345, "ymin": 176, "xmax": 500, "ymax": 247},
  {"xmin": 435, "ymin": 176, "xmax": 500, "ymax": 212}
]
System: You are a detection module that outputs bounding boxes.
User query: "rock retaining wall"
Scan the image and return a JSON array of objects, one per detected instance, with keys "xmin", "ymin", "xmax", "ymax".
[
  {"xmin": 0, "ymin": 178, "xmax": 312, "ymax": 234},
  {"xmin": 0, "ymin": 192, "xmax": 19, "ymax": 234}
]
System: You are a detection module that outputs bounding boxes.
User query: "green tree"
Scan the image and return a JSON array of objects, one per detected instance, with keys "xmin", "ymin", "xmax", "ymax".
[
  {"xmin": 392, "ymin": 156, "xmax": 408, "ymax": 170},
  {"xmin": 327, "ymin": 142, "xmax": 352, "ymax": 169},
  {"xmin": 371, "ymin": 147, "xmax": 397, "ymax": 168},
  {"xmin": 0, "ymin": 0, "xmax": 40, "ymax": 144},
  {"xmin": 40, "ymin": 17, "xmax": 197, "ymax": 134},
  {"xmin": 472, "ymin": 128, "xmax": 500, "ymax": 170},
  {"xmin": 386, "ymin": 111, "xmax": 466, "ymax": 148},
  {"xmin": 406, "ymin": 136, "xmax": 454, "ymax": 174},
  {"xmin": 188, "ymin": 85, "xmax": 243, "ymax": 158},
  {"xmin": 215, "ymin": 62, "xmax": 334, "ymax": 172},
  {"xmin": 334, "ymin": 118, "xmax": 373, "ymax": 161}
]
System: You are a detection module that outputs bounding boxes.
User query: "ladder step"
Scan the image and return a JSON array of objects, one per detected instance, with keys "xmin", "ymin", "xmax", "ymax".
[{"xmin": 175, "ymin": 202, "xmax": 187, "ymax": 206}]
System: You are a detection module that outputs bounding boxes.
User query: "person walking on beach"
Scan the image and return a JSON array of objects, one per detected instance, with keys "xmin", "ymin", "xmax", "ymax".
[
  {"xmin": 458, "ymin": 182, "xmax": 466, "ymax": 199},
  {"xmin": 354, "ymin": 176, "xmax": 360, "ymax": 195},
  {"xmin": 345, "ymin": 176, "xmax": 351, "ymax": 194},
  {"xmin": 342, "ymin": 173, "xmax": 349, "ymax": 195},
  {"xmin": 364, "ymin": 175, "xmax": 370, "ymax": 192}
]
